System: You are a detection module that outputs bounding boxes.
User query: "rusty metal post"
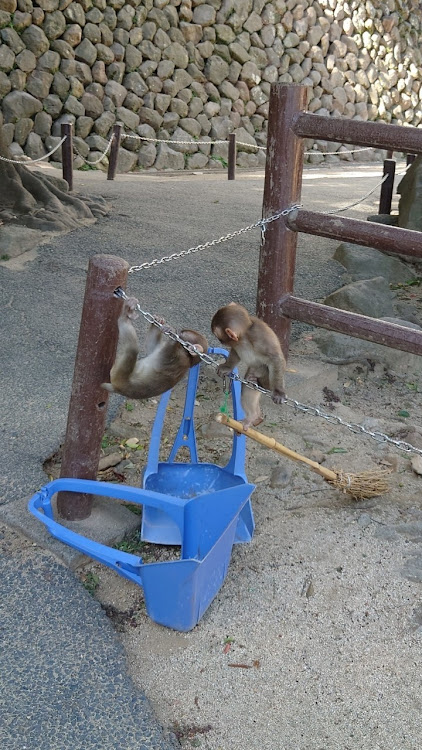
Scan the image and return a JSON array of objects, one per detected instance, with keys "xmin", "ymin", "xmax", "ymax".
[
  {"xmin": 58, "ymin": 255, "xmax": 129, "ymax": 520},
  {"xmin": 406, "ymin": 153, "xmax": 416, "ymax": 166},
  {"xmin": 228, "ymin": 133, "xmax": 236, "ymax": 180},
  {"xmin": 107, "ymin": 123, "xmax": 122, "ymax": 181},
  {"xmin": 378, "ymin": 158, "xmax": 396, "ymax": 214},
  {"xmin": 294, "ymin": 113, "xmax": 422, "ymax": 154},
  {"xmin": 61, "ymin": 122, "xmax": 73, "ymax": 191},
  {"xmin": 257, "ymin": 83, "xmax": 308, "ymax": 358},
  {"xmin": 287, "ymin": 208, "xmax": 422, "ymax": 259}
]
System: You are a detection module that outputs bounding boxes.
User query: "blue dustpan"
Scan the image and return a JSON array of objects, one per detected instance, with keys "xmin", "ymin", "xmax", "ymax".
[
  {"xmin": 28, "ymin": 477, "xmax": 254, "ymax": 631},
  {"xmin": 141, "ymin": 347, "xmax": 255, "ymax": 545}
]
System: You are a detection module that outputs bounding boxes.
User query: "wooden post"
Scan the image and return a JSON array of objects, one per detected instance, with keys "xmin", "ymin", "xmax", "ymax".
[
  {"xmin": 257, "ymin": 83, "xmax": 308, "ymax": 358},
  {"xmin": 406, "ymin": 153, "xmax": 416, "ymax": 166},
  {"xmin": 57, "ymin": 255, "xmax": 129, "ymax": 520},
  {"xmin": 61, "ymin": 122, "xmax": 73, "ymax": 191},
  {"xmin": 378, "ymin": 158, "xmax": 396, "ymax": 214},
  {"xmin": 107, "ymin": 123, "xmax": 122, "ymax": 181},
  {"xmin": 228, "ymin": 133, "xmax": 236, "ymax": 180}
]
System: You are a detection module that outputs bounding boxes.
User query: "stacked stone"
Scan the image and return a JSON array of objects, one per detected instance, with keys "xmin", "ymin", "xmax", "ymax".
[{"xmin": 0, "ymin": 0, "xmax": 421, "ymax": 172}]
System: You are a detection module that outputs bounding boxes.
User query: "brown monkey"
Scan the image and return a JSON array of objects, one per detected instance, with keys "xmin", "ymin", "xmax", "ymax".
[
  {"xmin": 211, "ymin": 302, "xmax": 286, "ymax": 429},
  {"xmin": 102, "ymin": 297, "xmax": 208, "ymax": 399}
]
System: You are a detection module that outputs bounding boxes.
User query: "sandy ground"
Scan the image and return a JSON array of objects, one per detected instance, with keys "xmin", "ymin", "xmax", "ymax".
[{"xmin": 73, "ymin": 330, "xmax": 422, "ymax": 750}]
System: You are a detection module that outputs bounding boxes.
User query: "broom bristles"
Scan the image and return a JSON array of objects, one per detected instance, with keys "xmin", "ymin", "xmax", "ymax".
[{"xmin": 328, "ymin": 469, "xmax": 391, "ymax": 500}]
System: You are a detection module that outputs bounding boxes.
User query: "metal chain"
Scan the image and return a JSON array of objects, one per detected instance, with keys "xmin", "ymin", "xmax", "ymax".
[
  {"xmin": 0, "ymin": 136, "xmax": 67, "ymax": 164},
  {"xmin": 128, "ymin": 204, "xmax": 301, "ymax": 273},
  {"xmin": 114, "ymin": 287, "xmax": 219, "ymax": 366},
  {"xmin": 114, "ymin": 289, "xmax": 422, "ymax": 458}
]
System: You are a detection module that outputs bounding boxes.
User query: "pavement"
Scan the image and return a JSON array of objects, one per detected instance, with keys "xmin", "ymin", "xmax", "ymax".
[{"xmin": 0, "ymin": 162, "xmax": 396, "ymax": 749}]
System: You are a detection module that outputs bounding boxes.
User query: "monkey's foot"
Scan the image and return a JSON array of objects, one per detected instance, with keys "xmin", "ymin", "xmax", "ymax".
[
  {"xmin": 242, "ymin": 414, "xmax": 264, "ymax": 431},
  {"xmin": 271, "ymin": 390, "xmax": 286, "ymax": 404}
]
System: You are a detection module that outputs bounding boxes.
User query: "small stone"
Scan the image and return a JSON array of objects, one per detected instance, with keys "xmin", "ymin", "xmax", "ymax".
[
  {"xmin": 98, "ymin": 452, "xmax": 123, "ymax": 471},
  {"xmin": 357, "ymin": 513, "xmax": 372, "ymax": 528},
  {"xmin": 411, "ymin": 455, "xmax": 422, "ymax": 476},
  {"xmin": 269, "ymin": 465, "xmax": 292, "ymax": 489}
]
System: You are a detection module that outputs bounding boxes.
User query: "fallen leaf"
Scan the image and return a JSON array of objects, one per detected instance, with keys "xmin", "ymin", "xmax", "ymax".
[{"xmin": 125, "ymin": 437, "xmax": 139, "ymax": 448}]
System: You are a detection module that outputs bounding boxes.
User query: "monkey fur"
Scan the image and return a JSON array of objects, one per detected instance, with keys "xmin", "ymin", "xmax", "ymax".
[
  {"xmin": 102, "ymin": 297, "xmax": 208, "ymax": 400},
  {"xmin": 211, "ymin": 302, "xmax": 286, "ymax": 429}
]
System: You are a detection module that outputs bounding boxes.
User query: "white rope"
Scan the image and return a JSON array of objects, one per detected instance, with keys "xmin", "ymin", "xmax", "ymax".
[
  {"xmin": 305, "ymin": 146, "xmax": 375, "ymax": 156},
  {"xmin": 120, "ymin": 132, "xmax": 384, "ymax": 158},
  {"xmin": 0, "ymin": 136, "xmax": 67, "ymax": 164},
  {"xmin": 236, "ymin": 140, "xmax": 267, "ymax": 150},
  {"xmin": 76, "ymin": 134, "xmax": 114, "ymax": 165},
  {"xmin": 323, "ymin": 173, "xmax": 389, "ymax": 214},
  {"xmin": 121, "ymin": 133, "xmax": 227, "ymax": 145}
]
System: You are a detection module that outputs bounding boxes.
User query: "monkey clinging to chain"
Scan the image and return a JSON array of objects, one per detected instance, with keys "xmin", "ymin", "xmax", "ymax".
[
  {"xmin": 211, "ymin": 302, "xmax": 286, "ymax": 430},
  {"xmin": 102, "ymin": 297, "xmax": 208, "ymax": 400}
]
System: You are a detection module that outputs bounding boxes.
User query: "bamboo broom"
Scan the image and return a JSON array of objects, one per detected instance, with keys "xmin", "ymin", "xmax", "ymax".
[{"xmin": 216, "ymin": 413, "xmax": 390, "ymax": 500}]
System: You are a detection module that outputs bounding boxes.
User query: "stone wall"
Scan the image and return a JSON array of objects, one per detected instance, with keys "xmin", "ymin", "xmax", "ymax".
[{"xmin": 0, "ymin": 0, "xmax": 421, "ymax": 172}]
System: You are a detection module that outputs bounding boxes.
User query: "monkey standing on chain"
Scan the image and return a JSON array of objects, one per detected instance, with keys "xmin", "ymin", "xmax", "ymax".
[
  {"xmin": 211, "ymin": 302, "xmax": 286, "ymax": 430},
  {"xmin": 102, "ymin": 297, "xmax": 208, "ymax": 399}
]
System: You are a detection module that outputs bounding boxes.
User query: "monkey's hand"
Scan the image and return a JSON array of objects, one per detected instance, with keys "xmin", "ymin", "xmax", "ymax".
[
  {"xmin": 123, "ymin": 297, "xmax": 140, "ymax": 320},
  {"xmin": 271, "ymin": 388, "xmax": 286, "ymax": 404},
  {"xmin": 217, "ymin": 362, "xmax": 234, "ymax": 378}
]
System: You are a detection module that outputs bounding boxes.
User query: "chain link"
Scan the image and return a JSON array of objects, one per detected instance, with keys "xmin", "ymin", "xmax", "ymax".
[
  {"xmin": 114, "ymin": 289, "xmax": 422, "ymax": 458},
  {"xmin": 128, "ymin": 204, "xmax": 301, "ymax": 273},
  {"xmin": 114, "ymin": 287, "xmax": 220, "ymax": 365}
]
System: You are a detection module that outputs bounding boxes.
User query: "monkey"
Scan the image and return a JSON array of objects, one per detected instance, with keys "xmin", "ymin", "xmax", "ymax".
[
  {"xmin": 211, "ymin": 302, "xmax": 287, "ymax": 430},
  {"xmin": 102, "ymin": 297, "xmax": 208, "ymax": 400}
]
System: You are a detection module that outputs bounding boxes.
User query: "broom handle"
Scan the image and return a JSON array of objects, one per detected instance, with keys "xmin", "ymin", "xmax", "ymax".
[{"xmin": 216, "ymin": 413, "xmax": 337, "ymax": 482}]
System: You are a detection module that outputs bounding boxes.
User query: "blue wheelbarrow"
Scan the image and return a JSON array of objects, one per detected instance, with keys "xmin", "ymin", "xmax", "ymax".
[{"xmin": 28, "ymin": 348, "xmax": 255, "ymax": 631}]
